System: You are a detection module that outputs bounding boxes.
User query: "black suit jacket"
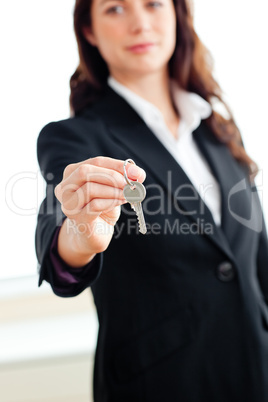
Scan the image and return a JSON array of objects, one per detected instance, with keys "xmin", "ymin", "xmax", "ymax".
[{"xmin": 36, "ymin": 85, "xmax": 268, "ymax": 402}]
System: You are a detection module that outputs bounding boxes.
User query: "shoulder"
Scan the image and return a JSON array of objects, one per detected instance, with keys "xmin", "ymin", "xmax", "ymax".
[
  {"xmin": 36, "ymin": 109, "xmax": 107, "ymax": 176},
  {"xmin": 37, "ymin": 109, "xmax": 103, "ymax": 147}
]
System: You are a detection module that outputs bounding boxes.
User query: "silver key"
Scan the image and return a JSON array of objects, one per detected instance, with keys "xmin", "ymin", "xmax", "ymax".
[{"xmin": 123, "ymin": 182, "xmax": 147, "ymax": 234}]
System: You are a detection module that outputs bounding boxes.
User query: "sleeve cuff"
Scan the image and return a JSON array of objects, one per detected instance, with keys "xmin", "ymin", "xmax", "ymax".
[{"xmin": 38, "ymin": 226, "xmax": 103, "ymax": 297}]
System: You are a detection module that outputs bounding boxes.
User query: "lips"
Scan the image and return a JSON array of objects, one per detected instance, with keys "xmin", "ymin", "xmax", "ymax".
[{"xmin": 127, "ymin": 42, "xmax": 155, "ymax": 51}]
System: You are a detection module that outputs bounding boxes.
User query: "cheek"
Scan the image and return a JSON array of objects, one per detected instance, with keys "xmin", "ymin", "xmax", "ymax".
[
  {"xmin": 95, "ymin": 20, "xmax": 126, "ymax": 45},
  {"xmin": 158, "ymin": 12, "xmax": 176, "ymax": 43},
  {"xmin": 93, "ymin": 22, "xmax": 127, "ymax": 63}
]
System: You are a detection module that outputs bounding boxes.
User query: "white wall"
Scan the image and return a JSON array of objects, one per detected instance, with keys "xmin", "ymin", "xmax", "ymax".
[
  {"xmin": 1, "ymin": 0, "xmax": 78, "ymax": 280},
  {"xmin": 194, "ymin": 0, "xmax": 268, "ymax": 221}
]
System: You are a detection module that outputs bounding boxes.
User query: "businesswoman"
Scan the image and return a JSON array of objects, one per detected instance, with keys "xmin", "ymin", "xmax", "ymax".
[{"xmin": 35, "ymin": 0, "xmax": 268, "ymax": 401}]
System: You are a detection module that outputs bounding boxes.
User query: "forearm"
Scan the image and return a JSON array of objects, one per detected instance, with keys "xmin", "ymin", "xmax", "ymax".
[{"xmin": 57, "ymin": 218, "xmax": 97, "ymax": 268}]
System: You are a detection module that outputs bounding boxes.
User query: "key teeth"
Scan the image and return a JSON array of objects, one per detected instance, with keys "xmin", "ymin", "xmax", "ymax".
[{"xmin": 136, "ymin": 213, "xmax": 147, "ymax": 234}]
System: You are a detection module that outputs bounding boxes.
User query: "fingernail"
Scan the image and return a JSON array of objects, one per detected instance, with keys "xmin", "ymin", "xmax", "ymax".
[{"xmin": 128, "ymin": 165, "xmax": 140, "ymax": 177}]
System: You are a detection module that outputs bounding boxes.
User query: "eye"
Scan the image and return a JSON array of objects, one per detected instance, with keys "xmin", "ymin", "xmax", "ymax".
[
  {"xmin": 147, "ymin": 1, "xmax": 163, "ymax": 8},
  {"xmin": 106, "ymin": 5, "xmax": 124, "ymax": 14}
]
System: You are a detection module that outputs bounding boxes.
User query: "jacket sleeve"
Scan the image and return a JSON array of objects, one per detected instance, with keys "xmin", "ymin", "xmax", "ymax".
[
  {"xmin": 257, "ymin": 209, "xmax": 268, "ymax": 306},
  {"xmin": 35, "ymin": 118, "xmax": 104, "ymax": 297},
  {"xmin": 252, "ymin": 176, "xmax": 268, "ymax": 305},
  {"xmin": 239, "ymin": 138, "xmax": 268, "ymax": 304}
]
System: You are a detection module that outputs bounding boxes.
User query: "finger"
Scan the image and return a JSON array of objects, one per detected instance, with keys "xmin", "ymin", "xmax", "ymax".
[
  {"xmin": 125, "ymin": 163, "xmax": 146, "ymax": 183},
  {"xmin": 56, "ymin": 164, "xmax": 127, "ymax": 201},
  {"xmin": 88, "ymin": 157, "xmax": 146, "ymax": 183},
  {"xmin": 62, "ymin": 182, "xmax": 125, "ymax": 212},
  {"xmin": 56, "ymin": 157, "xmax": 146, "ymax": 201},
  {"xmin": 62, "ymin": 198, "xmax": 127, "ymax": 221},
  {"xmin": 85, "ymin": 197, "xmax": 127, "ymax": 214},
  {"xmin": 62, "ymin": 156, "xmax": 146, "ymax": 184}
]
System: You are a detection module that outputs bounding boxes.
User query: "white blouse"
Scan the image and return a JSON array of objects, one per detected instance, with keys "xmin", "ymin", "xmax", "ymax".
[{"xmin": 107, "ymin": 75, "xmax": 222, "ymax": 226}]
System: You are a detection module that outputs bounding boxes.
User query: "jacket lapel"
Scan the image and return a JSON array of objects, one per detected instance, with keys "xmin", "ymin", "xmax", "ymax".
[
  {"xmin": 84, "ymin": 86, "xmax": 247, "ymax": 263},
  {"xmin": 193, "ymin": 126, "xmax": 255, "ymax": 254}
]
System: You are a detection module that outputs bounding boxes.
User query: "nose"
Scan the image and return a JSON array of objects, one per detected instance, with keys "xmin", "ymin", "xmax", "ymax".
[{"xmin": 128, "ymin": 8, "xmax": 152, "ymax": 34}]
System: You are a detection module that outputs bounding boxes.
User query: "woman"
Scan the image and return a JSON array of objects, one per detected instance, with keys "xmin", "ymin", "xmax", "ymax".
[{"xmin": 35, "ymin": 0, "xmax": 268, "ymax": 401}]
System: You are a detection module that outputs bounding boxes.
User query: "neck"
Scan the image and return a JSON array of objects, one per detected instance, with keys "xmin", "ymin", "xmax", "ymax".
[{"xmin": 109, "ymin": 69, "xmax": 179, "ymax": 124}]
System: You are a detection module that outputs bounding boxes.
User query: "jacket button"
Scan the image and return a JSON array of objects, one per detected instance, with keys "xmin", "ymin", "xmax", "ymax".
[{"xmin": 216, "ymin": 261, "xmax": 235, "ymax": 282}]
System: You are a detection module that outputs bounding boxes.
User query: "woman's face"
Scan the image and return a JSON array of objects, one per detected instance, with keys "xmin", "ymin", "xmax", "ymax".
[{"xmin": 83, "ymin": 0, "xmax": 177, "ymax": 79}]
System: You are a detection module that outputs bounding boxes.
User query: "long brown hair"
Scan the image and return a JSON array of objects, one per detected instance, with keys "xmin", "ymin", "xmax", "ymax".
[{"xmin": 70, "ymin": 0, "xmax": 258, "ymax": 181}]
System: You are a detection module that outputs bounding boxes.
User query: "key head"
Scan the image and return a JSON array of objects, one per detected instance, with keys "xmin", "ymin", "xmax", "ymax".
[{"xmin": 123, "ymin": 182, "xmax": 146, "ymax": 203}]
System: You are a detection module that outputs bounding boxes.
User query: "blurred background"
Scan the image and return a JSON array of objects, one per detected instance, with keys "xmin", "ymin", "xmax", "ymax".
[{"xmin": 1, "ymin": 0, "xmax": 267, "ymax": 401}]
